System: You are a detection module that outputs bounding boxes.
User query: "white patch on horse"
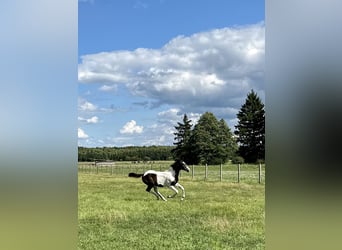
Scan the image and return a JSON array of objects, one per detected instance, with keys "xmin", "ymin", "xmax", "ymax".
[{"xmin": 143, "ymin": 169, "xmax": 175, "ymax": 187}]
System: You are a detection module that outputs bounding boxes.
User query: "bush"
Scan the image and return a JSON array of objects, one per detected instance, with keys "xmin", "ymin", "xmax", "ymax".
[{"xmin": 232, "ymin": 156, "xmax": 245, "ymax": 164}]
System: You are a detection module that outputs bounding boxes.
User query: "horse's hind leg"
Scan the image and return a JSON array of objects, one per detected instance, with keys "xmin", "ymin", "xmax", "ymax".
[
  {"xmin": 146, "ymin": 185, "xmax": 160, "ymax": 200},
  {"xmin": 150, "ymin": 190, "xmax": 160, "ymax": 200},
  {"xmin": 153, "ymin": 186, "xmax": 167, "ymax": 201}
]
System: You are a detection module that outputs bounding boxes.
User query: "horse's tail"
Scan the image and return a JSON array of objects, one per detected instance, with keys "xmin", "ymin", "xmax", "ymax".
[{"xmin": 128, "ymin": 173, "xmax": 143, "ymax": 178}]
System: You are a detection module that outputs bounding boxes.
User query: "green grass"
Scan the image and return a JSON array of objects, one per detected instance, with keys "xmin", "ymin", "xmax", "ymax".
[{"xmin": 78, "ymin": 172, "xmax": 265, "ymax": 250}]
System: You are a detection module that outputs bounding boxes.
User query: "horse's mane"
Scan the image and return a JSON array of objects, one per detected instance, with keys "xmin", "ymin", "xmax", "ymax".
[{"xmin": 170, "ymin": 160, "xmax": 182, "ymax": 184}]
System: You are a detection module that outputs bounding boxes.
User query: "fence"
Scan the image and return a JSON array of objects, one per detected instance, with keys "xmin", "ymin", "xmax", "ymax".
[{"xmin": 78, "ymin": 161, "xmax": 265, "ymax": 184}]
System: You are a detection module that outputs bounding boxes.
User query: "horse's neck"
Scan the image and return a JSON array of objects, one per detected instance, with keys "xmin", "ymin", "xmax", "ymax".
[{"xmin": 168, "ymin": 167, "xmax": 180, "ymax": 182}]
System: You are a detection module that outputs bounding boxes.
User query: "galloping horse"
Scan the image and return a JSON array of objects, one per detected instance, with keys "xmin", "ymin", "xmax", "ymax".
[{"xmin": 128, "ymin": 160, "xmax": 190, "ymax": 201}]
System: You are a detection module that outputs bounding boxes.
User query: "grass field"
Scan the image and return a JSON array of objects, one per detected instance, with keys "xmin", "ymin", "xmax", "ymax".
[{"xmin": 78, "ymin": 168, "xmax": 265, "ymax": 249}]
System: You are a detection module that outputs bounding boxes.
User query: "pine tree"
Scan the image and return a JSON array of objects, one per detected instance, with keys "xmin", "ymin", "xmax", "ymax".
[
  {"xmin": 171, "ymin": 114, "xmax": 193, "ymax": 163},
  {"xmin": 217, "ymin": 118, "xmax": 238, "ymax": 162},
  {"xmin": 234, "ymin": 90, "xmax": 265, "ymax": 163},
  {"xmin": 191, "ymin": 112, "xmax": 219, "ymax": 164}
]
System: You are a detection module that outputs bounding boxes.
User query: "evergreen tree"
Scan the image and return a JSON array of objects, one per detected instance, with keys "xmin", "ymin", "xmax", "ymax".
[
  {"xmin": 191, "ymin": 112, "xmax": 218, "ymax": 164},
  {"xmin": 191, "ymin": 112, "xmax": 236, "ymax": 165},
  {"xmin": 217, "ymin": 118, "xmax": 238, "ymax": 162},
  {"xmin": 234, "ymin": 90, "xmax": 265, "ymax": 163},
  {"xmin": 171, "ymin": 114, "xmax": 194, "ymax": 163}
]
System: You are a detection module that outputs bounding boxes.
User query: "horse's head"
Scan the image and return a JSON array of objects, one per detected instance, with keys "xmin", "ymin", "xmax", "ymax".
[{"xmin": 174, "ymin": 159, "xmax": 190, "ymax": 172}]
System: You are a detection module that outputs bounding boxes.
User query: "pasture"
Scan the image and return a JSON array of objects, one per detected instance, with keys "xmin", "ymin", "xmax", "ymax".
[{"xmin": 78, "ymin": 162, "xmax": 265, "ymax": 249}]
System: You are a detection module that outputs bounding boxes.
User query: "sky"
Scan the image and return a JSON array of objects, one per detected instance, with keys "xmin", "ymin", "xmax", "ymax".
[{"xmin": 78, "ymin": 0, "xmax": 265, "ymax": 147}]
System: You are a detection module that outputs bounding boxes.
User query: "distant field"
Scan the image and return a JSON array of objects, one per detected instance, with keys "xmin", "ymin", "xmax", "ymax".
[{"xmin": 78, "ymin": 168, "xmax": 265, "ymax": 249}]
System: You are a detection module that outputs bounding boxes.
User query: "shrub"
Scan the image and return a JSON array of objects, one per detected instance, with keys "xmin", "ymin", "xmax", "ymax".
[{"xmin": 232, "ymin": 156, "xmax": 245, "ymax": 164}]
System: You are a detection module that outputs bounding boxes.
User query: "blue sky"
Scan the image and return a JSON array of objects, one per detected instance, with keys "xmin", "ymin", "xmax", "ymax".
[{"xmin": 78, "ymin": 0, "xmax": 265, "ymax": 147}]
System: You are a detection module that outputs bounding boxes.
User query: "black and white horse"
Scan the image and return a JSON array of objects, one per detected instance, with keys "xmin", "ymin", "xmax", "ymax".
[{"xmin": 128, "ymin": 160, "xmax": 190, "ymax": 201}]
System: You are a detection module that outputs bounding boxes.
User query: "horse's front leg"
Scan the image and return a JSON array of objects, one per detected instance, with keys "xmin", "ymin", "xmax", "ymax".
[
  {"xmin": 167, "ymin": 185, "xmax": 178, "ymax": 198},
  {"xmin": 175, "ymin": 183, "xmax": 185, "ymax": 200}
]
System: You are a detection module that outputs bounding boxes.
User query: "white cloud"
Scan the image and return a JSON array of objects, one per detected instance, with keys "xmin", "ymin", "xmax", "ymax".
[
  {"xmin": 78, "ymin": 98, "xmax": 97, "ymax": 112},
  {"xmin": 99, "ymin": 84, "xmax": 118, "ymax": 92},
  {"xmin": 78, "ymin": 128, "xmax": 89, "ymax": 139},
  {"xmin": 78, "ymin": 23, "xmax": 265, "ymax": 110},
  {"xmin": 78, "ymin": 97, "xmax": 120, "ymax": 114},
  {"xmin": 187, "ymin": 112, "xmax": 202, "ymax": 125},
  {"xmin": 87, "ymin": 116, "xmax": 99, "ymax": 123},
  {"xmin": 78, "ymin": 116, "xmax": 99, "ymax": 124},
  {"xmin": 157, "ymin": 108, "xmax": 201, "ymax": 127},
  {"xmin": 136, "ymin": 108, "xmax": 202, "ymax": 146},
  {"xmin": 141, "ymin": 123, "xmax": 174, "ymax": 146},
  {"xmin": 120, "ymin": 120, "xmax": 144, "ymax": 134},
  {"xmin": 157, "ymin": 108, "xmax": 181, "ymax": 124}
]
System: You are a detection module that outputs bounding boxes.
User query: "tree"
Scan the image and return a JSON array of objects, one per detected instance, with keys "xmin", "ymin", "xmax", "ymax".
[
  {"xmin": 217, "ymin": 118, "xmax": 238, "ymax": 162},
  {"xmin": 171, "ymin": 114, "xmax": 194, "ymax": 163},
  {"xmin": 191, "ymin": 112, "xmax": 236, "ymax": 165},
  {"xmin": 191, "ymin": 112, "xmax": 219, "ymax": 164},
  {"xmin": 234, "ymin": 90, "xmax": 265, "ymax": 163}
]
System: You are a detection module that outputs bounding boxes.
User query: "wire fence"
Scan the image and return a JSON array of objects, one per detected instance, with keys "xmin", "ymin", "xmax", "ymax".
[{"xmin": 78, "ymin": 161, "xmax": 265, "ymax": 184}]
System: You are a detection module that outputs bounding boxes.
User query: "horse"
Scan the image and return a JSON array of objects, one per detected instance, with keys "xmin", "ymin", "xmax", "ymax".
[{"xmin": 128, "ymin": 160, "xmax": 190, "ymax": 201}]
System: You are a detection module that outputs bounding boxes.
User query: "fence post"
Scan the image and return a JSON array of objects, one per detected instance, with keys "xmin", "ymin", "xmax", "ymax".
[
  {"xmin": 258, "ymin": 163, "xmax": 262, "ymax": 184},
  {"xmin": 205, "ymin": 163, "xmax": 208, "ymax": 180},
  {"xmin": 192, "ymin": 165, "xmax": 194, "ymax": 179},
  {"xmin": 220, "ymin": 163, "xmax": 222, "ymax": 182},
  {"xmin": 238, "ymin": 164, "xmax": 240, "ymax": 183}
]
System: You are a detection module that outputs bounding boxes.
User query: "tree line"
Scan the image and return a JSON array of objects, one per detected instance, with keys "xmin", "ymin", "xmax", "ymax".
[
  {"xmin": 78, "ymin": 145, "xmax": 174, "ymax": 162},
  {"xmin": 78, "ymin": 90, "xmax": 265, "ymax": 164}
]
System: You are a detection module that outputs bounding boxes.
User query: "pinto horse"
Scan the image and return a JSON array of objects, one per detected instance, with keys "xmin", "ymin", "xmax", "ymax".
[{"xmin": 128, "ymin": 160, "xmax": 190, "ymax": 201}]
